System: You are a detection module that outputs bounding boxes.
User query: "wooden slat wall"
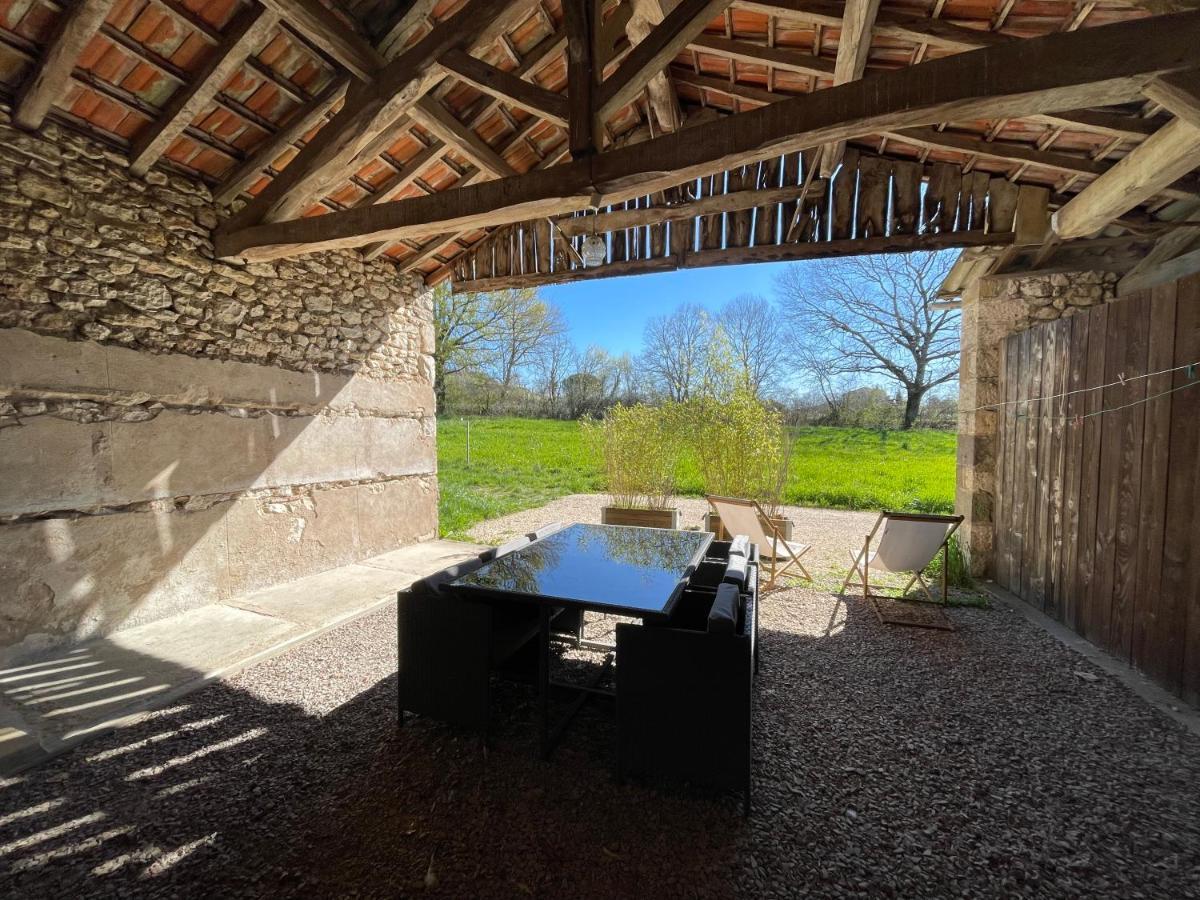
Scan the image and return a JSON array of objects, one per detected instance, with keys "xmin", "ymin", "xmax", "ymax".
[{"xmin": 994, "ymin": 273, "xmax": 1200, "ymax": 703}]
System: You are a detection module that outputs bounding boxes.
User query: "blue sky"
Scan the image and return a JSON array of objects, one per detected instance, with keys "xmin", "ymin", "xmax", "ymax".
[{"xmin": 542, "ymin": 261, "xmax": 788, "ymax": 355}]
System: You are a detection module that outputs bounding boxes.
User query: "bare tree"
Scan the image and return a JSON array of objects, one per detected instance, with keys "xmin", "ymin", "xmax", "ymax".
[
  {"xmin": 774, "ymin": 252, "xmax": 958, "ymax": 429},
  {"xmin": 431, "ymin": 283, "xmax": 505, "ymax": 414},
  {"xmin": 718, "ymin": 293, "xmax": 787, "ymax": 397},
  {"xmin": 529, "ymin": 331, "xmax": 576, "ymax": 417},
  {"xmin": 486, "ymin": 288, "xmax": 567, "ymax": 399},
  {"xmin": 639, "ymin": 303, "xmax": 715, "ymax": 401}
]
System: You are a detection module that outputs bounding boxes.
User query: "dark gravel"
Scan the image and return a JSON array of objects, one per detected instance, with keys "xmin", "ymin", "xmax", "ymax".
[{"xmin": 2, "ymin": 588, "xmax": 1198, "ymax": 899}]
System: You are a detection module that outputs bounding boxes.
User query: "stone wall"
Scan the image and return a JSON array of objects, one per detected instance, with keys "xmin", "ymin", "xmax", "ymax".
[
  {"xmin": 954, "ymin": 269, "xmax": 1120, "ymax": 576},
  {"xmin": 0, "ymin": 110, "xmax": 438, "ymax": 653}
]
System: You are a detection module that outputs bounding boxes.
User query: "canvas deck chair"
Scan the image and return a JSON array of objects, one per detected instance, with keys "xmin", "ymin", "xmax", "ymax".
[
  {"xmin": 841, "ymin": 512, "xmax": 964, "ymax": 603},
  {"xmin": 706, "ymin": 495, "xmax": 811, "ymax": 589}
]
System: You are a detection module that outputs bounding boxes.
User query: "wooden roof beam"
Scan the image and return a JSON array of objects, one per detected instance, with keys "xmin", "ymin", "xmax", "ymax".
[
  {"xmin": 623, "ymin": 0, "xmax": 684, "ymax": 135},
  {"xmin": 564, "ymin": 0, "xmax": 598, "ymax": 157},
  {"xmin": 1118, "ymin": 224, "xmax": 1200, "ymax": 294},
  {"xmin": 1142, "ymin": 69, "xmax": 1200, "ymax": 128},
  {"xmin": 214, "ymin": 10, "xmax": 1200, "ymax": 261},
  {"xmin": 688, "ymin": 35, "xmax": 835, "ymax": 78},
  {"xmin": 223, "ymin": 0, "xmax": 529, "ymax": 228},
  {"xmin": 129, "ymin": 4, "xmax": 278, "ymax": 177},
  {"xmin": 258, "ymin": 0, "xmax": 385, "ymax": 81},
  {"xmin": 438, "ymin": 48, "xmax": 569, "ymax": 126},
  {"xmin": 213, "ymin": 74, "xmax": 350, "ymax": 205},
  {"xmin": 1054, "ymin": 97, "xmax": 1200, "ymax": 240},
  {"xmin": 596, "ymin": 0, "xmax": 731, "ymax": 125},
  {"xmin": 15, "ymin": 0, "xmax": 117, "ymax": 130},
  {"xmin": 410, "ymin": 96, "xmax": 517, "ymax": 178},
  {"xmin": 821, "ymin": 0, "xmax": 882, "ymax": 175}
]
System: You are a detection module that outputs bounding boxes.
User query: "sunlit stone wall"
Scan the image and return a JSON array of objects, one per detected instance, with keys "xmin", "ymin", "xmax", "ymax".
[{"xmin": 0, "ymin": 110, "xmax": 438, "ymax": 653}]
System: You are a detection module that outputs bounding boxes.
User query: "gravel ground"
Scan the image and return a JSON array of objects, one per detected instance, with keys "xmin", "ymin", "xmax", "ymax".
[{"xmin": 3, "ymin": 510, "xmax": 1199, "ymax": 898}]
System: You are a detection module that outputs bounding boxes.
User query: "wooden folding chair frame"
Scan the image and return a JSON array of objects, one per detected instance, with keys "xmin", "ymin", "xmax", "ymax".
[
  {"xmin": 840, "ymin": 511, "xmax": 964, "ymax": 604},
  {"xmin": 706, "ymin": 495, "xmax": 811, "ymax": 590}
]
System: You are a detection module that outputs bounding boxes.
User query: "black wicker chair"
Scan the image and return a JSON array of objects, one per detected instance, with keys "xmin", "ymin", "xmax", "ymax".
[
  {"xmin": 615, "ymin": 545, "xmax": 758, "ymax": 814},
  {"xmin": 396, "ymin": 555, "xmax": 541, "ymax": 737}
]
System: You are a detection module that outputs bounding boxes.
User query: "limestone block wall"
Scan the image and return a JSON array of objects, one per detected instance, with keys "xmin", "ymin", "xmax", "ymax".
[
  {"xmin": 955, "ymin": 270, "xmax": 1120, "ymax": 576},
  {"xmin": 0, "ymin": 112, "xmax": 437, "ymax": 653}
]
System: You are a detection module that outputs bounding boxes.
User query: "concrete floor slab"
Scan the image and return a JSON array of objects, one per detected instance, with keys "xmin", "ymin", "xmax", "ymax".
[{"xmin": 0, "ymin": 539, "xmax": 486, "ymax": 775}]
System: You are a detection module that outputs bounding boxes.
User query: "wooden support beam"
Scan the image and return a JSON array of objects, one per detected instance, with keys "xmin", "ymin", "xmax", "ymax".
[
  {"xmin": 15, "ymin": 0, "xmax": 116, "ymax": 130},
  {"xmin": 596, "ymin": 0, "xmax": 731, "ymax": 125},
  {"xmin": 733, "ymin": 0, "xmax": 1011, "ymax": 51},
  {"xmin": 378, "ymin": 0, "xmax": 440, "ymax": 59},
  {"xmin": 1142, "ymin": 69, "xmax": 1200, "ymax": 129},
  {"xmin": 689, "ymin": 34, "xmax": 835, "ymax": 78},
  {"xmin": 449, "ymin": 228, "xmax": 1013, "ymax": 290},
  {"xmin": 563, "ymin": 0, "xmax": 596, "ymax": 157},
  {"xmin": 410, "ymin": 96, "xmax": 517, "ymax": 178},
  {"xmin": 222, "ymin": 0, "xmax": 531, "ymax": 227},
  {"xmin": 129, "ymin": 4, "xmax": 278, "ymax": 177},
  {"xmin": 553, "ymin": 179, "xmax": 825, "ymax": 234},
  {"xmin": 438, "ymin": 48, "xmax": 569, "ymax": 126},
  {"xmin": 214, "ymin": 11, "xmax": 1200, "ymax": 261},
  {"xmin": 1118, "ymin": 224, "xmax": 1200, "ymax": 294},
  {"xmin": 624, "ymin": 0, "xmax": 684, "ymax": 134},
  {"xmin": 258, "ymin": 0, "xmax": 384, "ymax": 81},
  {"xmin": 1053, "ymin": 118, "xmax": 1200, "ymax": 239},
  {"xmin": 213, "ymin": 74, "xmax": 350, "ymax": 205},
  {"xmin": 821, "ymin": 0, "xmax": 882, "ymax": 175}
]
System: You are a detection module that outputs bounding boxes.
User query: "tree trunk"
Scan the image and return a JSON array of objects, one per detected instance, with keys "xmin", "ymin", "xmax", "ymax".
[
  {"xmin": 901, "ymin": 389, "xmax": 923, "ymax": 430},
  {"xmin": 434, "ymin": 356, "xmax": 448, "ymax": 414}
]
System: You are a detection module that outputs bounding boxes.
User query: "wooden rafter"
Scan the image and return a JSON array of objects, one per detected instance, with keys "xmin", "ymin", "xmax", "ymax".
[
  {"xmin": 225, "ymin": 0, "xmax": 533, "ymax": 228},
  {"xmin": 821, "ymin": 0, "xmax": 882, "ymax": 175},
  {"xmin": 564, "ymin": 0, "xmax": 597, "ymax": 157},
  {"xmin": 1143, "ymin": 69, "xmax": 1200, "ymax": 128},
  {"xmin": 596, "ymin": 0, "xmax": 731, "ymax": 126},
  {"xmin": 1053, "ymin": 118, "xmax": 1200, "ymax": 239},
  {"xmin": 258, "ymin": 0, "xmax": 384, "ymax": 81},
  {"xmin": 622, "ymin": 0, "xmax": 684, "ymax": 134},
  {"xmin": 214, "ymin": 74, "xmax": 351, "ymax": 205},
  {"xmin": 438, "ymin": 48, "xmax": 569, "ymax": 126},
  {"xmin": 213, "ymin": 10, "xmax": 1200, "ymax": 262},
  {"xmin": 410, "ymin": 96, "xmax": 518, "ymax": 178},
  {"xmin": 14, "ymin": 0, "xmax": 117, "ymax": 131},
  {"xmin": 128, "ymin": 4, "xmax": 279, "ymax": 177},
  {"xmin": 689, "ymin": 35, "xmax": 835, "ymax": 78}
]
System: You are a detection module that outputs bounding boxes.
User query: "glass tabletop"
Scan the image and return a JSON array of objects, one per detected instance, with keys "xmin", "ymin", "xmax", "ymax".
[{"xmin": 449, "ymin": 523, "xmax": 713, "ymax": 616}]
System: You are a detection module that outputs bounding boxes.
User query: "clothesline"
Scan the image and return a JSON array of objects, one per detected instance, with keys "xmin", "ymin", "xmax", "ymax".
[{"xmin": 967, "ymin": 359, "xmax": 1199, "ymax": 415}]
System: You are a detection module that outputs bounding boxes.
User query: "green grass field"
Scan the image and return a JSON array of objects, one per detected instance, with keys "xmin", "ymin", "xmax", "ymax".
[{"xmin": 437, "ymin": 417, "xmax": 956, "ymax": 539}]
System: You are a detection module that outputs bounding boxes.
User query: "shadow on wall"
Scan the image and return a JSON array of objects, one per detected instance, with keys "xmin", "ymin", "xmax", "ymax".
[{"xmin": 0, "ymin": 324, "xmax": 437, "ymax": 659}]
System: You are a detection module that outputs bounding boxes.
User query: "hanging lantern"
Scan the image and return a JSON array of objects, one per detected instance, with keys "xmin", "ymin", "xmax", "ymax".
[{"xmin": 581, "ymin": 232, "xmax": 606, "ymax": 267}]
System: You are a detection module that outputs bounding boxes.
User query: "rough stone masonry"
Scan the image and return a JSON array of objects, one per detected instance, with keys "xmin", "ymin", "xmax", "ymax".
[{"xmin": 0, "ymin": 108, "xmax": 438, "ymax": 652}]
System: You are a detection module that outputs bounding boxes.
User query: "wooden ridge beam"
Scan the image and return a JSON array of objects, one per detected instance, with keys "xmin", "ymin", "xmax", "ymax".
[
  {"xmin": 213, "ymin": 74, "xmax": 350, "ymax": 205},
  {"xmin": 129, "ymin": 4, "xmax": 278, "ymax": 177},
  {"xmin": 554, "ymin": 179, "xmax": 827, "ymax": 235},
  {"xmin": 821, "ymin": 0, "xmax": 882, "ymax": 175},
  {"xmin": 410, "ymin": 96, "xmax": 517, "ymax": 178},
  {"xmin": 214, "ymin": 11, "xmax": 1200, "ymax": 261},
  {"xmin": 689, "ymin": 34, "xmax": 835, "ymax": 78},
  {"xmin": 596, "ymin": 0, "xmax": 731, "ymax": 124},
  {"xmin": 438, "ymin": 47, "xmax": 569, "ymax": 126},
  {"xmin": 1053, "ymin": 118, "xmax": 1200, "ymax": 239},
  {"xmin": 15, "ymin": 0, "xmax": 116, "ymax": 130},
  {"xmin": 258, "ymin": 0, "xmax": 385, "ymax": 81},
  {"xmin": 223, "ymin": 0, "xmax": 533, "ymax": 228}
]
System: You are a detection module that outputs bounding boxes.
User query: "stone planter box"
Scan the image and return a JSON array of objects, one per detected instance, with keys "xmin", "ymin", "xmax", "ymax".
[
  {"xmin": 705, "ymin": 511, "xmax": 793, "ymax": 541},
  {"xmin": 601, "ymin": 506, "xmax": 681, "ymax": 529}
]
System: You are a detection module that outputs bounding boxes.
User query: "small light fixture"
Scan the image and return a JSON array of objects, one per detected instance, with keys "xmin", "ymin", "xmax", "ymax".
[{"xmin": 580, "ymin": 208, "xmax": 606, "ymax": 267}]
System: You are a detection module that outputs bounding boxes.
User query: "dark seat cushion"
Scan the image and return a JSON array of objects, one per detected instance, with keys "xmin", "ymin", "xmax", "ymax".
[
  {"xmin": 527, "ymin": 522, "xmax": 565, "ymax": 541},
  {"xmin": 421, "ymin": 556, "xmax": 485, "ymax": 592},
  {"xmin": 708, "ymin": 583, "xmax": 739, "ymax": 634}
]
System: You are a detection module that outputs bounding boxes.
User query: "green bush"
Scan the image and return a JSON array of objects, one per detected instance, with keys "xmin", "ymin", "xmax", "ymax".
[
  {"xmin": 923, "ymin": 533, "xmax": 974, "ymax": 588},
  {"xmin": 684, "ymin": 388, "xmax": 789, "ymax": 512},
  {"xmin": 583, "ymin": 403, "xmax": 681, "ymax": 509}
]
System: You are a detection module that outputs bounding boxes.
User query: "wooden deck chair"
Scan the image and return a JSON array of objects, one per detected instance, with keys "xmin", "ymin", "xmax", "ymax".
[
  {"xmin": 706, "ymin": 495, "xmax": 811, "ymax": 589},
  {"xmin": 840, "ymin": 512, "xmax": 964, "ymax": 603}
]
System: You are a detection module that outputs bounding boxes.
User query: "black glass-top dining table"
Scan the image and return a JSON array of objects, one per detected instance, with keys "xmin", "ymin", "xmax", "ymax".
[{"xmin": 447, "ymin": 522, "xmax": 714, "ymax": 756}]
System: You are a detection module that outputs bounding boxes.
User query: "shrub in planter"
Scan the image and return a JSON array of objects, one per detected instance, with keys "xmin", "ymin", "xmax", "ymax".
[
  {"xmin": 687, "ymin": 388, "xmax": 793, "ymax": 536},
  {"xmin": 584, "ymin": 403, "xmax": 682, "ymax": 529}
]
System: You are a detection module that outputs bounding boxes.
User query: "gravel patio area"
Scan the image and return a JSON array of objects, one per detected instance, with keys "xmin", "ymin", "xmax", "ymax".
[{"xmin": 3, "ymin": 504, "xmax": 1199, "ymax": 898}]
